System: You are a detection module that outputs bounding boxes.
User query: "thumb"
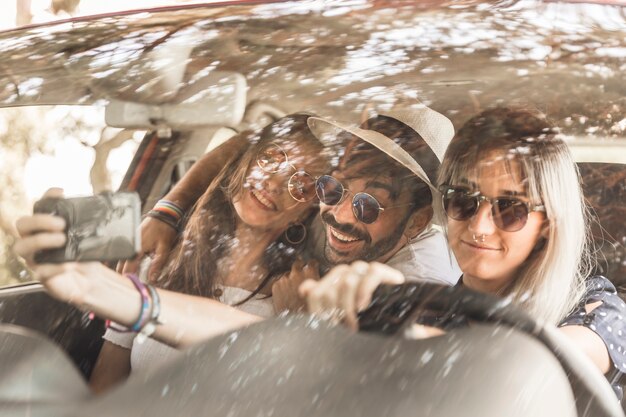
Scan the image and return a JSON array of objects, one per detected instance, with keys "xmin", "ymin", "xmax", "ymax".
[
  {"xmin": 43, "ymin": 187, "xmax": 65, "ymax": 199},
  {"xmin": 121, "ymin": 256, "xmax": 142, "ymax": 275}
]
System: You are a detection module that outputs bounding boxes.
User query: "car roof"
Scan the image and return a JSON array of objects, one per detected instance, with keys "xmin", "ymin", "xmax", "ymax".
[{"xmin": 0, "ymin": 0, "xmax": 624, "ymax": 161}]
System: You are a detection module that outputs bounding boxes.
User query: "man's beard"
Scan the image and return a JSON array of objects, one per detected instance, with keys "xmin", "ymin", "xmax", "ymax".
[{"xmin": 321, "ymin": 211, "xmax": 408, "ymax": 265}]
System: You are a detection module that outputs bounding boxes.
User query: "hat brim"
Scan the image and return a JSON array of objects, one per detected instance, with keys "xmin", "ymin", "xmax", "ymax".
[{"xmin": 307, "ymin": 116, "xmax": 440, "ymax": 195}]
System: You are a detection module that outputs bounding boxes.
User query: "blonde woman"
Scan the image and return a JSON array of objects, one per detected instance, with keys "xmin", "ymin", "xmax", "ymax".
[{"xmin": 301, "ymin": 107, "xmax": 626, "ymax": 395}]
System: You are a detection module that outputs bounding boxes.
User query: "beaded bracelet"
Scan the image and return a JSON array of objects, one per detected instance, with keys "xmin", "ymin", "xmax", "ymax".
[{"xmin": 136, "ymin": 284, "xmax": 163, "ymax": 344}]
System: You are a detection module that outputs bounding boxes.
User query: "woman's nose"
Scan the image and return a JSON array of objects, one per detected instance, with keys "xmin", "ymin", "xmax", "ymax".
[
  {"xmin": 258, "ymin": 165, "xmax": 291, "ymax": 193},
  {"xmin": 467, "ymin": 201, "xmax": 496, "ymax": 235},
  {"xmin": 263, "ymin": 174, "xmax": 284, "ymax": 195}
]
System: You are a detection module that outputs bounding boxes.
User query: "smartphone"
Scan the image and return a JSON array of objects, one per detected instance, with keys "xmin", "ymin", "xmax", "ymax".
[{"xmin": 33, "ymin": 191, "xmax": 141, "ymax": 263}]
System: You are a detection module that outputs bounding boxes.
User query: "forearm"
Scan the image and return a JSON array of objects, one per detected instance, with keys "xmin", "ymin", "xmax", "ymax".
[
  {"xmin": 82, "ymin": 268, "xmax": 262, "ymax": 348},
  {"xmin": 150, "ymin": 289, "xmax": 263, "ymax": 347},
  {"xmin": 89, "ymin": 341, "xmax": 131, "ymax": 394},
  {"xmin": 161, "ymin": 134, "xmax": 247, "ymax": 210}
]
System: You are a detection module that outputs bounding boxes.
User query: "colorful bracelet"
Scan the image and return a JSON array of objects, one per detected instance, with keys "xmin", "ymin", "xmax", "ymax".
[
  {"xmin": 136, "ymin": 284, "xmax": 163, "ymax": 344},
  {"xmin": 126, "ymin": 273, "xmax": 152, "ymax": 332},
  {"xmin": 146, "ymin": 199, "xmax": 184, "ymax": 232},
  {"xmin": 105, "ymin": 273, "xmax": 151, "ymax": 333},
  {"xmin": 153, "ymin": 199, "xmax": 184, "ymax": 221},
  {"xmin": 146, "ymin": 209, "xmax": 181, "ymax": 232}
]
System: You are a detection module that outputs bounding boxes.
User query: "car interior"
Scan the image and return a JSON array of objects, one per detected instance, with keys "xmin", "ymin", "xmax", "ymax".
[{"xmin": 0, "ymin": 1, "xmax": 624, "ymax": 416}]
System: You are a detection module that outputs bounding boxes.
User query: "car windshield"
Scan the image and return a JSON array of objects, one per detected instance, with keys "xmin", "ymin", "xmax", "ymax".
[{"xmin": 0, "ymin": 1, "xmax": 624, "ymax": 415}]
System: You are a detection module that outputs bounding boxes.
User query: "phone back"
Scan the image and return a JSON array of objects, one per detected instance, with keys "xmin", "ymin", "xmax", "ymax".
[{"xmin": 33, "ymin": 192, "xmax": 141, "ymax": 263}]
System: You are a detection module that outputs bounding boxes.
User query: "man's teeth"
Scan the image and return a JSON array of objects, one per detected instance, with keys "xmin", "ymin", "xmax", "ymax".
[
  {"xmin": 251, "ymin": 189, "xmax": 274, "ymax": 209},
  {"xmin": 330, "ymin": 227, "xmax": 359, "ymax": 243}
]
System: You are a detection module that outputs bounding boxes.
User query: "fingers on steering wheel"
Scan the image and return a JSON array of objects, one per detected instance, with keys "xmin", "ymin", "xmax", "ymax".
[
  {"xmin": 298, "ymin": 278, "xmax": 316, "ymax": 298},
  {"xmin": 305, "ymin": 264, "xmax": 346, "ymax": 317},
  {"xmin": 355, "ymin": 262, "xmax": 404, "ymax": 312},
  {"xmin": 339, "ymin": 267, "xmax": 362, "ymax": 330},
  {"xmin": 370, "ymin": 262, "xmax": 406, "ymax": 284},
  {"xmin": 302, "ymin": 284, "xmax": 323, "ymax": 316}
]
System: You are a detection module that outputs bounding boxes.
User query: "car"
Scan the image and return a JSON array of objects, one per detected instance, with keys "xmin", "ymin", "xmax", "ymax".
[{"xmin": 0, "ymin": 1, "xmax": 624, "ymax": 416}]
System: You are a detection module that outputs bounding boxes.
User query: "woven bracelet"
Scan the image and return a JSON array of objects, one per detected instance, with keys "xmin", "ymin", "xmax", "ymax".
[
  {"xmin": 153, "ymin": 199, "xmax": 184, "ymax": 220},
  {"xmin": 146, "ymin": 209, "xmax": 181, "ymax": 232}
]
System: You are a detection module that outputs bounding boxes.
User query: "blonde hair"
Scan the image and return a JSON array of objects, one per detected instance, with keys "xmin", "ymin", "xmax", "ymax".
[{"xmin": 438, "ymin": 107, "xmax": 594, "ymax": 324}]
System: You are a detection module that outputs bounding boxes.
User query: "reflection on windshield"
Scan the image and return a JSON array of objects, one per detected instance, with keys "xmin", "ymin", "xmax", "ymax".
[
  {"xmin": 0, "ymin": 1, "xmax": 622, "ymax": 137},
  {"xmin": 0, "ymin": 2, "xmax": 624, "ymax": 415}
]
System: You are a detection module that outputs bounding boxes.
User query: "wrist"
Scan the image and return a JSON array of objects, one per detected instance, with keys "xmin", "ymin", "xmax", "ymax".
[
  {"xmin": 153, "ymin": 199, "xmax": 184, "ymax": 220},
  {"xmin": 82, "ymin": 270, "xmax": 142, "ymax": 327},
  {"xmin": 146, "ymin": 199, "xmax": 184, "ymax": 232}
]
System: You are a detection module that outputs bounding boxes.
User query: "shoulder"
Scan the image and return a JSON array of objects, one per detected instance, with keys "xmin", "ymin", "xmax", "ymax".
[
  {"xmin": 583, "ymin": 275, "xmax": 617, "ymax": 294},
  {"xmin": 570, "ymin": 275, "xmax": 624, "ymax": 316},
  {"xmin": 560, "ymin": 275, "xmax": 626, "ymax": 374},
  {"xmin": 578, "ymin": 275, "xmax": 621, "ymax": 305}
]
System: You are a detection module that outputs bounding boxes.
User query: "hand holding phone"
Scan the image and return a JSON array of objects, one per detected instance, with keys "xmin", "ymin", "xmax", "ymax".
[{"xmin": 33, "ymin": 192, "xmax": 141, "ymax": 263}]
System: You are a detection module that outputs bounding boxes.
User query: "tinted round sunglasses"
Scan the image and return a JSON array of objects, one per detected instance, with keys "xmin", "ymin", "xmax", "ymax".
[
  {"xmin": 257, "ymin": 147, "xmax": 399, "ymax": 224},
  {"xmin": 315, "ymin": 175, "xmax": 389, "ymax": 224},
  {"xmin": 440, "ymin": 185, "xmax": 545, "ymax": 232},
  {"xmin": 256, "ymin": 144, "xmax": 316, "ymax": 202}
]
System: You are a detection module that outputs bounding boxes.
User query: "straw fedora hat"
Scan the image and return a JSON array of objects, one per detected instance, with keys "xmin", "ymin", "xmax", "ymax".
[{"xmin": 307, "ymin": 103, "xmax": 455, "ymax": 194}]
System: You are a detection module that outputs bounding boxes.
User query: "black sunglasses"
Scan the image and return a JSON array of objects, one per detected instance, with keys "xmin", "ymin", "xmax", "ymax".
[
  {"xmin": 440, "ymin": 186, "xmax": 545, "ymax": 232},
  {"xmin": 315, "ymin": 175, "xmax": 388, "ymax": 224}
]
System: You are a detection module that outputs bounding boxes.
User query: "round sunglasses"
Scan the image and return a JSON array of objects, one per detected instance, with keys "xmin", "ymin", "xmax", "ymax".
[
  {"xmin": 315, "ymin": 175, "xmax": 388, "ymax": 224},
  {"xmin": 440, "ymin": 186, "xmax": 545, "ymax": 232},
  {"xmin": 256, "ymin": 144, "xmax": 316, "ymax": 202}
]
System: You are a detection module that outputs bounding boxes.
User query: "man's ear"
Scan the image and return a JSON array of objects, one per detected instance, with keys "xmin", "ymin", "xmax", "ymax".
[{"xmin": 404, "ymin": 205, "xmax": 433, "ymax": 240}]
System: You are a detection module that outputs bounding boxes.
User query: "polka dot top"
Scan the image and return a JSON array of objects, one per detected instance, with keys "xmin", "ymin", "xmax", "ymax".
[{"xmin": 559, "ymin": 275, "xmax": 626, "ymax": 400}]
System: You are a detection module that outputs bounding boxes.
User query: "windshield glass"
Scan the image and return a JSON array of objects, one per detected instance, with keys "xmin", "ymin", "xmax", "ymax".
[{"xmin": 0, "ymin": 1, "xmax": 624, "ymax": 414}]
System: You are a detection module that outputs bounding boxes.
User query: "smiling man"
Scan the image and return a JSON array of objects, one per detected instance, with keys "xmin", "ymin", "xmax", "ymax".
[
  {"xmin": 304, "ymin": 106, "xmax": 461, "ymax": 285},
  {"xmin": 127, "ymin": 105, "xmax": 461, "ymax": 311}
]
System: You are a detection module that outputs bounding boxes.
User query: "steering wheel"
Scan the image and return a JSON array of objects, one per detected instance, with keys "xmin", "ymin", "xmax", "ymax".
[
  {"xmin": 0, "ymin": 283, "xmax": 621, "ymax": 417},
  {"xmin": 358, "ymin": 282, "xmax": 624, "ymax": 417}
]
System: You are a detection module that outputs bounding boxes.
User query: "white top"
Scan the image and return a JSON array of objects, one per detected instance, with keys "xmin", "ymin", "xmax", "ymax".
[
  {"xmin": 103, "ymin": 286, "xmax": 275, "ymax": 374},
  {"xmin": 309, "ymin": 216, "xmax": 460, "ymax": 285},
  {"xmin": 386, "ymin": 226, "xmax": 461, "ymax": 285}
]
